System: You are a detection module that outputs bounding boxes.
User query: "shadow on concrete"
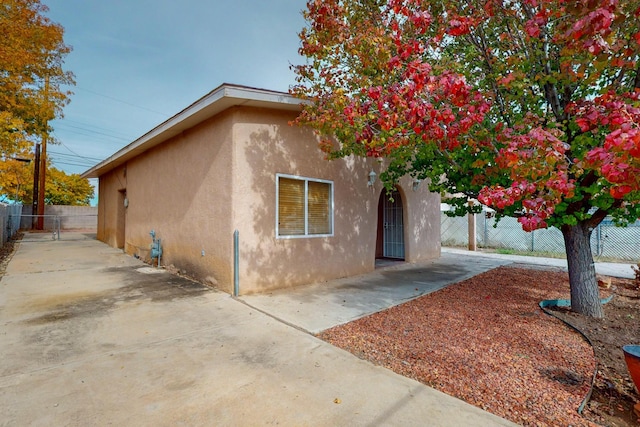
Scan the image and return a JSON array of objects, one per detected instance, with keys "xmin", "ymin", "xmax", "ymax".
[{"xmin": 240, "ymin": 252, "xmax": 512, "ymax": 334}]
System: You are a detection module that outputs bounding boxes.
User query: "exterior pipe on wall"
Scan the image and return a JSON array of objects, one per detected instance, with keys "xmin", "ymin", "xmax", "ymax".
[
  {"xmin": 149, "ymin": 230, "xmax": 163, "ymax": 268},
  {"xmin": 233, "ymin": 230, "xmax": 240, "ymax": 296}
]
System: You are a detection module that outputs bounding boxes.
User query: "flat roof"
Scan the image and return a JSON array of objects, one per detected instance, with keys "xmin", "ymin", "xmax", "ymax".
[{"xmin": 81, "ymin": 83, "xmax": 303, "ymax": 178}]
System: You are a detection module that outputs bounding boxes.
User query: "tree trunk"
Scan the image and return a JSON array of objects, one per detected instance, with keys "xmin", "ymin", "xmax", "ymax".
[{"xmin": 561, "ymin": 223, "xmax": 604, "ymax": 318}]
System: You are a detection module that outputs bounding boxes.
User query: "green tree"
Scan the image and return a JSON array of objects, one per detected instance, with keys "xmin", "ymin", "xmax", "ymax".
[
  {"xmin": 292, "ymin": 0, "xmax": 640, "ymax": 317},
  {"xmin": 0, "ymin": 159, "xmax": 94, "ymax": 205},
  {"xmin": 0, "ymin": 156, "xmax": 32, "ymax": 202},
  {"xmin": 44, "ymin": 166, "xmax": 93, "ymax": 205},
  {"xmin": 0, "ymin": 0, "xmax": 74, "ymax": 157}
]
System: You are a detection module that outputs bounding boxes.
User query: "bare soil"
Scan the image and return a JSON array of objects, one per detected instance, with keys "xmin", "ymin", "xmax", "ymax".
[
  {"xmin": 550, "ymin": 275, "xmax": 640, "ymax": 426},
  {"xmin": 0, "ymin": 232, "xmax": 20, "ymax": 276},
  {"xmin": 319, "ymin": 266, "xmax": 640, "ymax": 426}
]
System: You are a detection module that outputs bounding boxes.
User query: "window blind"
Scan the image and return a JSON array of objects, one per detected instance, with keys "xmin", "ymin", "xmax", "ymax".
[
  {"xmin": 278, "ymin": 178, "xmax": 305, "ymax": 235},
  {"xmin": 308, "ymin": 181, "xmax": 331, "ymax": 234},
  {"xmin": 277, "ymin": 175, "xmax": 333, "ymax": 237}
]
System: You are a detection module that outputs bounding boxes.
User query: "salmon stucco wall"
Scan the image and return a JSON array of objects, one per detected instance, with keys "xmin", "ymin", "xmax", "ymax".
[
  {"xmin": 99, "ymin": 110, "xmax": 236, "ymax": 290},
  {"xmin": 97, "ymin": 105, "xmax": 440, "ymax": 295},
  {"xmin": 97, "ymin": 166, "xmax": 127, "ymax": 248},
  {"xmin": 399, "ymin": 175, "xmax": 442, "ymax": 262},
  {"xmin": 231, "ymin": 107, "xmax": 441, "ymax": 294}
]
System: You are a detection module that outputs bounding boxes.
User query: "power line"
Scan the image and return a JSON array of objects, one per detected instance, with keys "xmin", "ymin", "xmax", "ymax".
[
  {"xmin": 48, "ymin": 153, "xmax": 96, "ymax": 164},
  {"xmin": 74, "ymin": 86, "xmax": 172, "ymax": 117},
  {"xmin": 58, "ymin": 118, "xmax": 136, "ymax": 139},
  {"xmin": 49, "ymin": 148, "xmax": 102, "ymax": 161},
  {"xmin": 49, "ymin": 158, "xmax": 99, "ymax": 167},
  {"xmin": 50, "ymin": 160, "xmax": 96, "ymax": 168},
  {"xmin": 47, "ymin": 145, "xmax": 102, "ymax": 170},
  {"xmin": 52, "ymin": 124, "xmax": 132, "ymax": 143},
  {"xmin": 49, "ymin": 154, "xmax": 101, "ymax": 164},
  {"xmin": 54, "ymin": 142, "xmax": 104, "ymax": 161}
]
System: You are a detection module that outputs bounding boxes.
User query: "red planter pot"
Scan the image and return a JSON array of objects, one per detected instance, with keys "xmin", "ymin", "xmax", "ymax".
[
  {"xmin": 623, "ymin": 345, "xmax": 640, "ymax": 417},
  {"xmin": 624, "ymin": 345, "xmax": 640, "ymax": 393}
]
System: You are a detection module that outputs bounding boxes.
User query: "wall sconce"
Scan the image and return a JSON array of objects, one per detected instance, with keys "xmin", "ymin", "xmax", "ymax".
[
  {"xmin": 367, "ymin": 169, "xmax": 377, "ymax": 187},
  {"xmin": 412, "ymin": 179, "xmax": 421, "ymax": 192}
]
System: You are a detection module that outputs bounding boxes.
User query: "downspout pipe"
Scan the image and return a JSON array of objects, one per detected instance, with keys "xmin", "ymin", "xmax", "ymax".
[{"xmin": 233, "ymin": 230, "xmax": 239, "ymax": 296}]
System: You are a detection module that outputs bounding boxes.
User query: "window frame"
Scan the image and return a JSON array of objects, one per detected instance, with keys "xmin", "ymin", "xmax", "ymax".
[{"xmin": 276, "ymin": 173, "xmax": 334, "ymax": 239}]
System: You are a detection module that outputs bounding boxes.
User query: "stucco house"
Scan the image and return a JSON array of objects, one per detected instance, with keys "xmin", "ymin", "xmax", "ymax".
[{"xmin": 82, "ymin": 84, "xmax": 441, "ymax": 295}]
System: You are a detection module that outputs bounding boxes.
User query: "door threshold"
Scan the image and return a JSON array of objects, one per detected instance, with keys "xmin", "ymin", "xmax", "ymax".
[{"xmin": 375, "ymin": 258, "xmax": 405, "ymax": 269}]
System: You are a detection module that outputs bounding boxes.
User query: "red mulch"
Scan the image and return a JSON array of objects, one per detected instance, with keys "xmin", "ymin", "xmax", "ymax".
[{"xmin": 319, "ymin": 266, "xmax": 603, "ymax": 426}]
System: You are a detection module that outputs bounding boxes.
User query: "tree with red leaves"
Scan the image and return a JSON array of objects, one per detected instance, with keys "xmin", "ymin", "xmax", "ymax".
[{"xmin": 292, "ymin": 0, "xmax": 640, "ymax": 318}]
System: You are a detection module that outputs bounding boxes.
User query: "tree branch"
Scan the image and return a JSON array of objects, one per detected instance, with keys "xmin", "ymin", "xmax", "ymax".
[
  {"xmin": 465, "ymin": 30, "xmax": 512, "ymax": 127},
  {"xmin": 586, "ymin": 199, "xmax": 623, "ymax": 229},
  {"xmin": 564, "ymin": 170, "xmax": 598, "ymax": 216}
]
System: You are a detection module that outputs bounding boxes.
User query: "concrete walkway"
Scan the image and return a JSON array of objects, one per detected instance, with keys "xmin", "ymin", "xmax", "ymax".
[
  {"xmin": 240, "ymin": 247, "xmax": 635, "ymax": 335},
  {"xmin": 241, "ymin": 253, "xmax": 512, "ymax": 334},
  {"xmin": 442, "ymin": 247, "xmax": 637, "ymax": 279},
  {"xmin": 0, "ymin": 233, "xmax": 516, "ymax": 426}
]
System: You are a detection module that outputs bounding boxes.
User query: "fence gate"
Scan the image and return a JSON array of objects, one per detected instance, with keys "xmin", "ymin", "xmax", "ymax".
[{"xmin": 18, "ymin": 206, "xmax": 98, "ymax": 241}]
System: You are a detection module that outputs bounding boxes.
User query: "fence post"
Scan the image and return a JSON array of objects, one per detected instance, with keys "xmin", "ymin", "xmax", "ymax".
[
  {"xmin": 531, "ymin": 229, "xmax": 535, "ymax": 252},
  {"xmin": 6, "ymin": 214, "xmax": 11, "ymax": 244},
  {"xmin": 467, "ymin": 207, "xmax": 477, "ymax": 251},
  {"xmin": 484, "ymin": 213, "xmax": 489, "ymax": 247}
]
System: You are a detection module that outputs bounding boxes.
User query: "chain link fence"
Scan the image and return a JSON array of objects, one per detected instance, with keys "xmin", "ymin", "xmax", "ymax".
[
  {"xmin": 0, "ymin": 203, "xmax": 23, "ymax": 246},
  {"xmin": 441, "ymin": 212, "xmax": 640, "ymax": 262},
  {"xmin": 20, "ymin": 205, "xmax": 97, "ymax": 231}
]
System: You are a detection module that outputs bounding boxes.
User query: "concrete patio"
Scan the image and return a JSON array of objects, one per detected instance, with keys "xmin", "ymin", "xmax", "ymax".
[{"xmin": 0, "ymin": 232, "xmax": 516, "ymax": 426}]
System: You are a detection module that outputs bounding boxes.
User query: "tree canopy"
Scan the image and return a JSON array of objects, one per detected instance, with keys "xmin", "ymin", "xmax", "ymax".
[
  {"xmin": 44, "ymin": 166, "xmax": 94, "ymax": 205},
  {"xmin": 0, "ymin": 0, "xmax": 74, "ymax": 157},
  {"xmin": 292, "ymin": 0, "xmax": 640, "ymax": 317},
  {"xmin": 0, "ymin": 158, "xmax": 94, "ymax": 205}
]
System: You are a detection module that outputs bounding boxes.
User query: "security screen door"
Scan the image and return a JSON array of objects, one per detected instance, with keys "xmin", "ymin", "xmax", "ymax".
[{"xmin": 383, "ymin": 190, "xmax": 405, "ymax": 259}]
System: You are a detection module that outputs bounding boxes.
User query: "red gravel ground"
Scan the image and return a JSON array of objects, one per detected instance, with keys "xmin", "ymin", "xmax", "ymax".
[{"xmin": 319, "ymin": 266, "xmax": 636, "ymax": 427}]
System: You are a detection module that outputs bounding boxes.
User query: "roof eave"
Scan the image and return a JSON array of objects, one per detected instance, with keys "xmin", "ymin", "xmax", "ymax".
[{"xmin": 81, "ymin": 84, "xmax": 304, "ymax": 179}]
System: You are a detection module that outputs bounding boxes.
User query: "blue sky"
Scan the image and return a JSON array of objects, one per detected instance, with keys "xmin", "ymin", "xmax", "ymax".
[{"xmin": 43, "ymin": 0, "xmax": 307, "ymax": 183}]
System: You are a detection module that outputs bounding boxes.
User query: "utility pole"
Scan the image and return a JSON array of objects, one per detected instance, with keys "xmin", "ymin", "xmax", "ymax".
[
  {"xmin": 36, "ymin": 77, "xmax": 50, "ymax": 230},
  {"xmin": 36, "ymin": 133, "xmax": 46, "ymax": 229},
  {"xmin": 32, "ymin": 143, "xmax": 41, "ymax": 229}
]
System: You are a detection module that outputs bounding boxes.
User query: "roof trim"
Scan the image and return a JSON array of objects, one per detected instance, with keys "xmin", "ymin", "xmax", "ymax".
[{"xmin": 81, "ymin": 83, "xmax": 304, "ymax": 178}]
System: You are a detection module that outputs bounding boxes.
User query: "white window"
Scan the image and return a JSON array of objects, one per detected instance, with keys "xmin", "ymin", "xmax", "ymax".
[{"xmin": 276, "ymin": 174, "xmax": 333, "ymax": 238}]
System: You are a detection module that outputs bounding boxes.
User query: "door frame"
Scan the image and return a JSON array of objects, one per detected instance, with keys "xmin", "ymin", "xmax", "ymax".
[
  {"xmin": 116, "ymin": 189, "xmax": 127, "ymax": 249},
  {"xmin": 375, "ymin": 188, "xmax": 405, "ymax": 260}
]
